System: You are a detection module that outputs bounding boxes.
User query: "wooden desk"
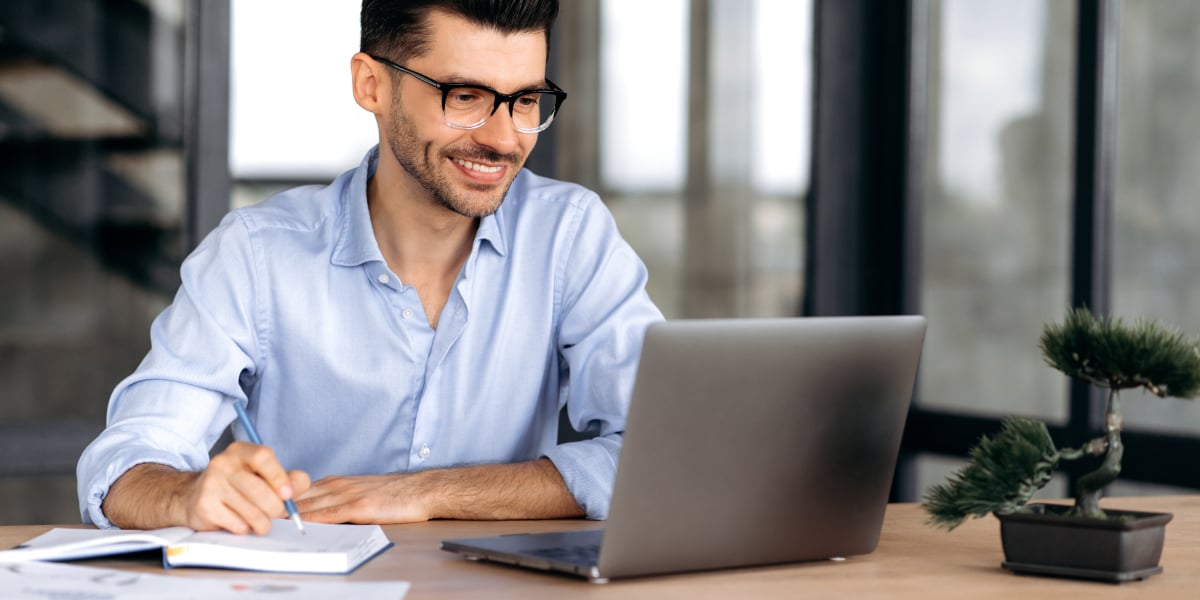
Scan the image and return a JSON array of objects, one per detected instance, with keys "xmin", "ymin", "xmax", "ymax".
[{"xmin": 3, "ymin": 496, "xmax": 1197, "ymax": 598}]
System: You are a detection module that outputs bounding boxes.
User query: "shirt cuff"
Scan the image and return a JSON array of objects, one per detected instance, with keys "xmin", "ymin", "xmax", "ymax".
[
  {"xmin": 79, "ymin": 451, "xmax": 193, "ymax": 529},
  {"xmin": 542, "ymin": 434, "xmax": 622, "ymax": 520}
]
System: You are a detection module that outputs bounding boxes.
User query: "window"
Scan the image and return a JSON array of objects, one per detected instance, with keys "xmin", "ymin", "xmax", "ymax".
[
  {"xmin": 1113, "ymin": 0, "xmax": 1200, "ymax": 435},
  {"xmin": 919, "ymin": 0, "xmax": 1073, "ymax": 422},
  {"xmin": 596, "ymin": 0, "xmax": 811, "ymax": 319},
  {"xmin": 902, "ymin": 0, "xmax": 1200, "ymax": 500}
]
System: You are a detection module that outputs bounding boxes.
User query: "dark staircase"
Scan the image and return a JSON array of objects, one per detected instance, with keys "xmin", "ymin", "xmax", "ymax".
[{"xmin": 0, "ymin": 0, "xmax": 186, "ymax": 294}]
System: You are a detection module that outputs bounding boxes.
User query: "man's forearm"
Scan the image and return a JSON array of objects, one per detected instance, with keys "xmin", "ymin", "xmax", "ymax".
[
  {"xmin": 423, "ymin": 458, "xmax": 585, "ymax": 520},
  {"xmin": 297, "ymin": 458, "xmax": 585, "ymax": 524},
  {"xmin": 102, "ymin": 463, "xmax": 195, "ymax": 530}
]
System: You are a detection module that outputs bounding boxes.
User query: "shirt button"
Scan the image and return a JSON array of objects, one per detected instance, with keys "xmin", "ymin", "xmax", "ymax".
[
  {"xmin": 377, "ymin": 274, "xmax": 390, "ymax": 284},
  {"xmin": 402, "ymin": 308, "xmax": 414, "ymax": 319},
  {"xmin": 418, "ymin": 444, "xmax": 431, "ymax": 459}
]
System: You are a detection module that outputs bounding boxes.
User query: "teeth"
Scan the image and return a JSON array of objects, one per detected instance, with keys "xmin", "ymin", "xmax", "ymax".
[{"xmin": 454, "ymin": 158, "xmax": 502, "ymax": 173}]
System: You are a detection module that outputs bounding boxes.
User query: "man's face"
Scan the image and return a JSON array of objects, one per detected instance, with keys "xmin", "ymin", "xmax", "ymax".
[{"xmin": 385, "ymin": 11, "xmax": 547, "ymax": 218}]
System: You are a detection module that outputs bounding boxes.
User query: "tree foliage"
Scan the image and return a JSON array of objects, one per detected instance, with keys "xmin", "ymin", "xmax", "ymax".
[
  {"xmin": 923, "ymin": 417, "xmax": 1059, "ymax": 530},
  {"xmin": 923, "ymin": 308, "xmax": 1200, "ymax": 527},
  {"xmin": 1040, "ymin": 307, "xmax": 1200, "ymax": 398}
]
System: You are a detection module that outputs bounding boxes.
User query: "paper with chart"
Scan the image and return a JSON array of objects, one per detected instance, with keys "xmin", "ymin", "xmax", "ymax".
[{"xmin": 0, "ymin": 561, "xmax": 410, "ymax": 599}]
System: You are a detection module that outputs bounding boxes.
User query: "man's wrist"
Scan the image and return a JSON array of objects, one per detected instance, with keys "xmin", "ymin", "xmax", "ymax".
[
  {"xmin": 103, "ymin": 463, "xmax": 195, "ymax": 530},
  {"xmin": 407, "ymin": 469, "xmax": 451, "ymax": 520}
]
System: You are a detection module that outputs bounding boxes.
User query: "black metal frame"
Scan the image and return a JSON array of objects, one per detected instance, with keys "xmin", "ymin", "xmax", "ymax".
[
  {"xmin": 806, "ymin": 0, "xmax": 920, "ymax": 319},
  {"xmin": 185, "ymin": 0, "xmax": 232, "ymax": 251},
  {"xmin": 808, "ymin": 0, "xmax": 1200, "ymax": 500},
  {"xmin": 1066, "ymin": 0, "xmax": 1118, "ymax": 452}
]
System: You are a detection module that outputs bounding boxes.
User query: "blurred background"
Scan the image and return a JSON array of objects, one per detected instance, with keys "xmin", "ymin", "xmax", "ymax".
[{"xmin": 2, "ymin": 0, "xmax": 1199, "ymax": 524}]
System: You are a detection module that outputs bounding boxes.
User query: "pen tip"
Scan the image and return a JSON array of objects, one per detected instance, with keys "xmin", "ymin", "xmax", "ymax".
[{"xmin": 291, "ymin": 512, "xmax": 306, "ymax": 535}]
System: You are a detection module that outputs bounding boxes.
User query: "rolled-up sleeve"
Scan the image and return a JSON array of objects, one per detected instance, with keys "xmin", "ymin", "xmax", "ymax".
[
  {"xmin": 76, "ymin": 212, "xmax": 264, "ymax": 527},
  {"xmin": 543, "ymin": 194, "xmax": 663, "ymax": 519}
]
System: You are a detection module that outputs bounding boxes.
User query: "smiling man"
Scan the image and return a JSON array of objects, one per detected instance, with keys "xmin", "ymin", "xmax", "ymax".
[{"xmin": 76, "ymin": 0, "xmax": 662, "ymax": 534}]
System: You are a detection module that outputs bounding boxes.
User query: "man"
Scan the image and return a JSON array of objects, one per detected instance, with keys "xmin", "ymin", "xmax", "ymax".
[{"xmin": 76, "ymin": 0, "xmax": 662, "ymax": 535}]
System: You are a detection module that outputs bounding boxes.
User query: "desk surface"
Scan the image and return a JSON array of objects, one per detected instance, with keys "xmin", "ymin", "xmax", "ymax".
[{"xmin": 3, "ymin": 496, "xmax": 1197, "ymax": 598}]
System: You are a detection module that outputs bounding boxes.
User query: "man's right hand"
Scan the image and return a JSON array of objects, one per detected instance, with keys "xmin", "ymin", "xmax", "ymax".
[{"xmin": 101, "ymin": 442, "xmax": 310, "ymax": 534}]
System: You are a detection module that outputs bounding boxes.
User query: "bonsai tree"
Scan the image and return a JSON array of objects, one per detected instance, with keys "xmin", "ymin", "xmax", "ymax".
[{"xmin": 924, "ymin": 307, "xmax": 1200, "ymax": 529}]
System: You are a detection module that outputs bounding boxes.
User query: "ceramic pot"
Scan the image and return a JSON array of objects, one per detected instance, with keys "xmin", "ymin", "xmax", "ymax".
[{"xmin": 995, "ymin": 503, "xmax": 1172, "ymax": 583}]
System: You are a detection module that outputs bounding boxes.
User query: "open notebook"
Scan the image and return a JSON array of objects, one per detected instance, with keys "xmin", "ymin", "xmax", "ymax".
[{"xmin": 0, "ymin": 519, "xmax": 391, "ymax": 575}]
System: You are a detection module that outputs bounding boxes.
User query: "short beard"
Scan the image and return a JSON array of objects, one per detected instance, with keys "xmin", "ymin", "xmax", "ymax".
[{"xmin": 387, "ymin": 106, "xmax": 522, "ymax": 219}]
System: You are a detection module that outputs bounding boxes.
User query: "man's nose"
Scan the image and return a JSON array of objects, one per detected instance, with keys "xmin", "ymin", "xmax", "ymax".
[{"xmin": 469, "ymin": 104, "xmax": 523, "ymax": 155}]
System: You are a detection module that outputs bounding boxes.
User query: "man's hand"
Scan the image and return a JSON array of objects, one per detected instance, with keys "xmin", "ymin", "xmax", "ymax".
[
  {"xmin": 296, "ymin": 458, "xmax": 584, "ymax": 524},
  {"xmin": 102, "ymin": 442, "xmax": 311, "ymax": 534},
  {"xmin": 293, "ymin": 473, "xmax": 435, "ymax": 524},
  {"xmin": 179, "ymin": 442, "xmax": 312, "ymax": 534}
]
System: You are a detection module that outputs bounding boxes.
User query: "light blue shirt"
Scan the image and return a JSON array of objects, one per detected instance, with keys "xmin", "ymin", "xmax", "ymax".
[{"xmin": 77, "ymin": 147, "xmax": 663, "ymax": 527}]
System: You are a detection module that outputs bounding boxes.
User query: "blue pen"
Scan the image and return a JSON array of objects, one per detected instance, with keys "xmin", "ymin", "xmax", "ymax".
[{"xmin": 231, "ymin": 400, "xmax": 306, "ymax": 535}]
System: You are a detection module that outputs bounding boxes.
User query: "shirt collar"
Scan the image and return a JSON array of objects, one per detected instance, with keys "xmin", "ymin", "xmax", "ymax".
[
  {"xmin": 330, "ymin": 145, "xmax": 512, "ymax": 269},
  {"xmin": 476, "ymin": 203, "xmax": 506, "ymax": 258},
  {"xmin": 331, "ymin": 147, "xmax": 384, "ymax": 268}
]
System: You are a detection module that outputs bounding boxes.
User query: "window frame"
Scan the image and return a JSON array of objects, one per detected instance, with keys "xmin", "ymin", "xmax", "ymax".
[{"xmin": 807, "ymin": 0, "xmax": 1200, "ymax": 500}]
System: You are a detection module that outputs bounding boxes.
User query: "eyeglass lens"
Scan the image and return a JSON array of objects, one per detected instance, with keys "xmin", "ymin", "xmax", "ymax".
[{"xmin": 443, "ymin": 88, "xmax": 559, "ymax": 132}]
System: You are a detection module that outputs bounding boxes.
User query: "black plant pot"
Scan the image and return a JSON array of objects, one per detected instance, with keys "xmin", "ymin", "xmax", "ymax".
[{"xmin": 995, "ymin": 503, "xmax": 1173, "ymax": 582}]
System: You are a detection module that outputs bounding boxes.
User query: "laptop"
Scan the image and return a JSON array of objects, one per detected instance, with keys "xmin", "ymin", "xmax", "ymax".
[{"xmin": 442, "ymin": 315, "xmax": 927, "ymax": 583}]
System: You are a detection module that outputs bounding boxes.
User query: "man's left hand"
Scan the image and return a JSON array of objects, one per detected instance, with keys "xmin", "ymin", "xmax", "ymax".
[{"xmin": 294, "ymin": 458, "xmax": 584, "ymax": 524}]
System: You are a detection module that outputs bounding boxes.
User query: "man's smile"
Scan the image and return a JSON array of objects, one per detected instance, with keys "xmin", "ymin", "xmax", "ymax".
[{"xmin": 452, "ymin": 157, "xmax": 504, "ymax": 174}]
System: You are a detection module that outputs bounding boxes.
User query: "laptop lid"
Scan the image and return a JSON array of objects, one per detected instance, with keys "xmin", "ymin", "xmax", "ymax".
[{"xmin": 443, "ymin": 315, "xmax": 926, "ymax": 582}]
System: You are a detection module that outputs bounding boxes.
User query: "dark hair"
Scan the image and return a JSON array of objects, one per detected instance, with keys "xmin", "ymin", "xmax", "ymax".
[{"xmin": 360, "ymin": 0, "xmax": 558, "ymax": 65}]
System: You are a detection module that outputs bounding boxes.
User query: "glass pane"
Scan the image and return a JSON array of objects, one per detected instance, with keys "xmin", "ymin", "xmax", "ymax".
[
  {"xmin": 919, "ymin": 0, "xmax": 1074, "ymax": 421},
  {"xmin": 601, "ymin": 0, "xmax": 808, "ymax": 318},
  {"xmin": 230, "ymin": 0, "xmax": 375, "ymax": 181},
  {"xmin": 600, "ymin": 0, "xmax": 688, "ymax": 191},
  {"xmin": 1113, "ymin": 0, "xmax": 1200, "ymax": 434},
  {"xmin": 748, "ymin": 0, "xmax": 809, "ymax": 316},
  {"xmin": 0, "ymin": 1, "xmax": 186, "ymax": 523}
]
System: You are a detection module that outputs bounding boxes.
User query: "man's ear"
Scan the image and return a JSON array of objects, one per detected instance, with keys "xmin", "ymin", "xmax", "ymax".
[{"xmin": 351, "ymin": 52, "xmax": 387, "ymax": 114}]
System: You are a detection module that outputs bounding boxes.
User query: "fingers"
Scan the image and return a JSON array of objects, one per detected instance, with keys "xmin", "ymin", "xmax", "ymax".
[
  {"xmin": 183, "ymin": 442, "xmax": 311, "ymax": 535},
  {"xmin": 295, "ymin": 475, "xmax": 430, "ymax": 525},
  {"xmin": 190, "ymin": 475, "xmax": 274, "ymax": 535},
  {"xmin": 288, "ymin": 469, "xmax": 312, "ymax": 499},
  {"xmin": 185, "ymin": 465, "xmax": 273, "ymax": 535},
  {"xmin": 295, "ymin": 476, "xmax": 365, "ymax": 523},
  {"xmin": 230, "ymin": 442, "xmax": 295, "ymax": 500}
]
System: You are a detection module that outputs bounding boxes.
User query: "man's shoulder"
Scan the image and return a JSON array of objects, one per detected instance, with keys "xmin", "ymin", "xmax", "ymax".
[
  {"xmin": 228, "ymin": 152, "xmax": 371, "ymax": 245},
  {"xmin": 231, "ymin": 182, "xmax": 342, "ymax": 235},
  {"xmin": 505, "ymin": 170, "xmax": 604, "ymax": 219}
]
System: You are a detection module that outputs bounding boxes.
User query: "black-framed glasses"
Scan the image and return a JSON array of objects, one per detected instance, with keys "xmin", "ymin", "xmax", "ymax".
[{"xmin": 368, "ymin": 54, "xmax": 567, "ymax": 134}]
